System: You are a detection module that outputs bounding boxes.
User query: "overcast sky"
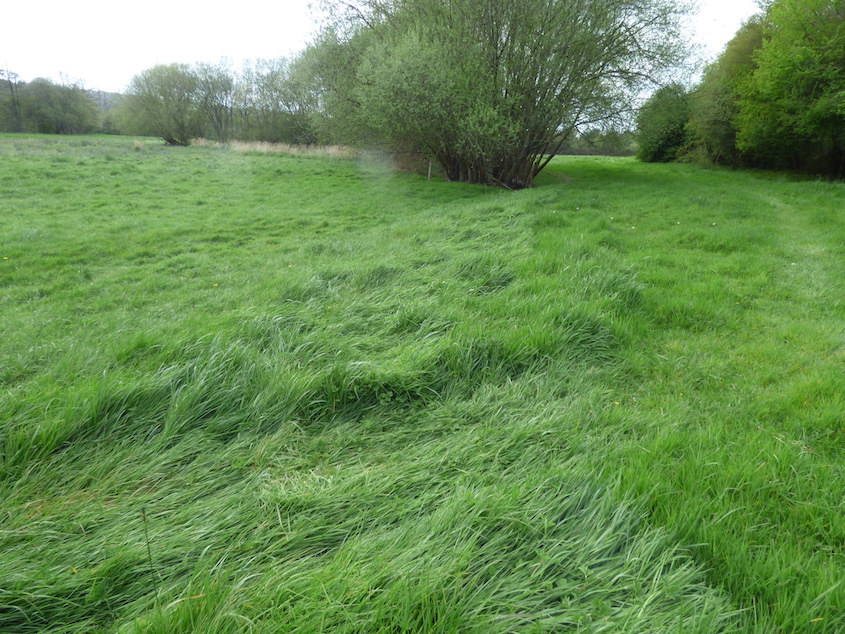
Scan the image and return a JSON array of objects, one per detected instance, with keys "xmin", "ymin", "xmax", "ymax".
[{"xmin": 3, "ymin": 0, "xmax": 761, "ymax": 93}]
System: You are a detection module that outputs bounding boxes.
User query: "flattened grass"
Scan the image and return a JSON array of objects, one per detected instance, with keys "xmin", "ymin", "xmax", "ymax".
[{"xmin": 1, "ymin": 135, "xmax": 844, "ymax": 632}]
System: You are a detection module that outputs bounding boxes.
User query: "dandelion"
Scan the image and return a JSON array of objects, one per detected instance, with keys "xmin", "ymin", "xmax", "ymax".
[
  {"xmin": 2, "ymin": 257, "xmax": 8, "ymax": 260},
  {"xmin": 213, "ymin": 283, "xmax": 219, "ymax": 287}
]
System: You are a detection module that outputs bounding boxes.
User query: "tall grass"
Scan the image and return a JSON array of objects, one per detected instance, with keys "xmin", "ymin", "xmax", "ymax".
[{"xmin": 1, "ymin": 135, "xmax": 844, "ymax": 631}]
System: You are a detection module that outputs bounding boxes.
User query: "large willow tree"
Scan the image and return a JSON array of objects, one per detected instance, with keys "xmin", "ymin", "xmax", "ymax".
[{"xmin": 316, "ymin": 0, "xmax": 687, "ymax": 187}]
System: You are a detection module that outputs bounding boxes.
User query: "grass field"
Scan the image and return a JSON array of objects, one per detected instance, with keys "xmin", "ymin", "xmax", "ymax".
[{"xmin": 1, "ymin": 133, "xmax": 844, "ymax": 632}]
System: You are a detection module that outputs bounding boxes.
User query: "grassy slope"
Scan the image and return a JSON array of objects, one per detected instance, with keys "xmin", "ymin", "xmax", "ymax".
[{"xmin": 1, "ymin": 135, "xmax": 843, "ymax": 632}]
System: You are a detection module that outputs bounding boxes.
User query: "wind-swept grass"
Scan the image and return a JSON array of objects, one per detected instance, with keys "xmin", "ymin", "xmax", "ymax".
[{"xmin": 1, "ymin": 135, "xmax": 844, "ymax": 632}]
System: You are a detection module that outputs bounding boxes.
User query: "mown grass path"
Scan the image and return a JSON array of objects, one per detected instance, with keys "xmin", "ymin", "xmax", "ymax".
[{"xmin": 1, "ymin": 135, "xmax": 844, "ymax": 632}]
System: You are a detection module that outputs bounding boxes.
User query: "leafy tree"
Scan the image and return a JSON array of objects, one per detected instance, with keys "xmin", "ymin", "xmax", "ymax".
[
  {"xmin": 302, "ymin": 28, "xmax": 379, "ymax": 146},
  {"xmin": 736, "ymin": 0, "xmax": 845, "ymax": 177},
  {"xmin": 194, "ymin": 61, "xmax": 236, "ymax": 142},
  {"xmin": 118, "ymin": 60, "xmax": 317, "ymax": 146},
  {"xmin": 636, "ymin": 84, "xmax": 691, "ymax": 162},
  {"xmin": 312, "ymin": 0, "xmax": 688, "ymax": 188},
  {"xmin": 0, "ymin": 69, "xmax": 24, "ymax": 132},
  {"xmin": 685, "ymin": 16, "xmax": 765, "ymax": 165},
  {"xmin": 18, "ymin": 77, "xmax": 99, "ymax": 134},
  {"xmin": 235, "ymin": 57, "xmax": 318, "ymax": 144},
  {"xmin": 121, "ymin": 64, "xmax": 204, "ymax": 145}
]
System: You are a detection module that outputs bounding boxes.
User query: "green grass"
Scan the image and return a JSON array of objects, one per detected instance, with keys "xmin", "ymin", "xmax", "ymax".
[{"xmin": 2, "ymin": 134, "xmax": 844, "ymax": 632}]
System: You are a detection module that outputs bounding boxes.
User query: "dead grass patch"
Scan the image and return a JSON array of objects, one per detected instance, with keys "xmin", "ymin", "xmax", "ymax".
[{"xmin": 191, "ymin": 138, "xmax": 358, "ymax": 159}]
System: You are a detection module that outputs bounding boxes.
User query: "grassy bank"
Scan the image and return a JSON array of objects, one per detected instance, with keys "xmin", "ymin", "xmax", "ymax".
[{"xmin": 1, "ymin": 134, "xmax": 844, "ymax": 632}]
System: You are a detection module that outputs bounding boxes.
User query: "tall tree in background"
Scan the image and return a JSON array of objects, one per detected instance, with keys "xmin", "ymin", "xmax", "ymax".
[
  {"xmin": 736, "ymin": 0, "xmax": 845, "ymax": 177},
  {"xmin": 117, "ymin": 60, "xmax": 317, "ymax": 145},
  {"xmin": 236, "ymin": 57, "xmax": 318, "ymax": 144},
  {"xmin": 636, "ymin": 83, "xmax": 690, "ymax": 163},
  {"xmin": 194, "ymin": 61, "xmax": 236, "ymax": 143},
  {"xmin": 685, "ymin": 16, "xmax": 765, "ymax": 166},
  {"xmin": 313, "ymin": 0, "xmax": 688, "ymax": 188},
  {"xmin": 0, "ymin": 69, "xmax": 24, "ymax": 132},
  {"xmin": 18, "ymin": 77, "xmax": 99, "ymax": 134},
  {"xmin": 122, "ymin": 64, "xmax": 203, "ymax": 145}
]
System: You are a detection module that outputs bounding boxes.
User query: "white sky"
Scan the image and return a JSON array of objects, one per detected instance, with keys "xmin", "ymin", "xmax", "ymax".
[{"xmin": 3, "ymin": 0, "xmax": 760, "ymax": 93}]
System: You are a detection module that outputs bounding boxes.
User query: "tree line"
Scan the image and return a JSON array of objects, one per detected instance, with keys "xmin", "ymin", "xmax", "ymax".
[
  {"xmin": 3, "ymin": 0, "xmax": 686, "ymax": 188},
  {"xmin": 637, "ymin": 0, "xmax": 845, "ymax": 179},
  {"xmin": 6, "ymin": 0, "xmax": 842, "ymax": 183},
  {"xmin": 115, "ymin": 0, "xmax": 675, "ymax": 185},
  {"xmin": 1, "ymin": 57, "xmax": 637, "ymax": 158},
  {"xmin": 0, "ymin": 60, "xmax": 318, "ymax": 146},
  {"xmin": 115, "ymin": 59, "xmax": 318, "ymax": 146},
  {"xmin": 0, "ymin": 72, "xmax": 109, "ymax": 135}
]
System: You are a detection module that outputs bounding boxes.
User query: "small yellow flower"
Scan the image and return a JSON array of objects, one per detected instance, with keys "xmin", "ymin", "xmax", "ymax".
[{"xmin": 213, "ymin": 283, "xmax": 219, "ymax": 287}]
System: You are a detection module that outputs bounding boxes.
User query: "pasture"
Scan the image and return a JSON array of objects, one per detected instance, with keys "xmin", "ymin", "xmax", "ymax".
[{"xmin": 1, "ymin": 134, "xmax": 844, "ymax": 632}]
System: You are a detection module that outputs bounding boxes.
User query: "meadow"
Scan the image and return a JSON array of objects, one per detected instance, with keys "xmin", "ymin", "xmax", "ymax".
[{"xmin": 1, "ymin": 134, "xmax": 844, "ymax": 632}]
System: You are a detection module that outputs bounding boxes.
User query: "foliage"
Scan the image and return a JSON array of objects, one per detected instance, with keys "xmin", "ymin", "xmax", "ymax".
[
  {"xmin": 636, "ymin": 83, "xmax": 691, "ymax": 162},
  {"xmin": 116, "ymin": 60, "xmax": 318, "ymax": 146},
  {"xmin": 120, "ymin": 64, "xmax": 205, "ymax": 145},
  {"xmin": 193, "ymin": 62, "xmax": 236, "ymax": 143},
  {"xmin": 236, "ymin": 57, "xmax": 318, "ymax": 145},
  {"xmin": 0, "ymin": 70, "xmax": 24, "ymax": 132},
  {"xmin": 679, "ymin": 0, "xmax": 845, "ymax": 178},
  {"xmin": 311, "ymin": 0, "xmax": 688, "ymax": 187},
  {"xmin": 300, "ymin": 28, "xmax": 380, "ymax": 147},
  {"xmin": 0, "ymin": 74, "xmax": 100, "ymax": 134},
  {"xmin": 736, "ymin": 0, "xmax": 845, "ymax": 177},
  {"xmin": 685, "ymin": 17, "xmax": 765, "ymax": 165}
]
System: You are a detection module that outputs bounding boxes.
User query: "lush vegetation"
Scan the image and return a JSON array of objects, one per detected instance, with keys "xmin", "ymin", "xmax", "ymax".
[
  {"xmin": 0, "ymin": 60, "xmax": 317, "ymax": 146},
  {"xmin": 635, "ymin": 84, "xmax": 690, "ymax": 163},
  {"xmin": 2, "ymin": 134, "xmax": 844, "ymax": 632},
  {"xmin": 0, "ymin": 73, "xmax": 107, "ymax": 135},
  {"xmin": 1, "ymin": 58, "xmax": 638, "ymax": 161},
  {"xmin": 6, "ymin": 0, "xmax": 844, "ymax": 183},
  {"xmin": 4, "ymin": 0, "xmax": 682, "ymax": 184},
  {"xmin": 639, "ymin": 0, "xmax": 845, "ymax": 179},
  {"xmin": 300, "ymin": 0, "xmax": 685, "ymax": 188},
  {"xmin": 117, "ymin": 60, "xmax": 317, "ymax": 146}
]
